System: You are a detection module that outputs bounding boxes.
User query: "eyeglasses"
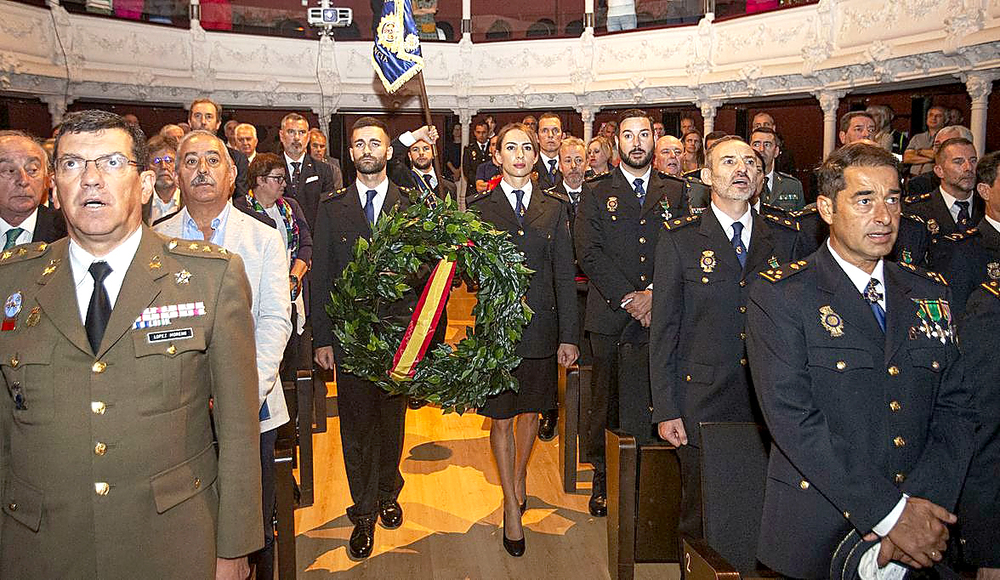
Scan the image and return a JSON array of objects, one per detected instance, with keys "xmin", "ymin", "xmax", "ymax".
[
  {"xmin": 55, "ymin": 153, "xmax": 139, "ymax": 178},
  {"xmin": 0, "ymin": 163, "xmax": 44, "ymax": 181},
  {"xmin": 151, "ymin": 155, "xmax": 175, "ymax": 166},
  {"xmin": 264, "ymin": 174, "xmax": 287, "ymax": 183}
]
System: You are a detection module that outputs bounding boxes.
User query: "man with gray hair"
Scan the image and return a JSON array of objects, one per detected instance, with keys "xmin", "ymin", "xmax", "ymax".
[
  {"xmin": 0, "ymin": 130, "xmax": 67, "ymax": 246},
  {"xmin": 278, "ymin": 112, "xmax": 335, "ymax": 229},
  {"xmin": 904, "ymin": 136, "xmax": 981, "ymax": 237},
  {"xmin": 234, "ymin": 123, "xmax": 259, "ymax": 164},
  {"xmin": 905, "ymin": 125, "xmax": 974, "ymax": 197}
]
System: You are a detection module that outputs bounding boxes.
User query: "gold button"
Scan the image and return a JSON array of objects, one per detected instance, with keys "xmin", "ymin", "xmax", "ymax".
[
  {"xmin": 518, "ymin": 229, "xmax": 524, "ymax": 236},
  {"xmin": 640, "ymin": 256, "xmax": 646, "ymax": 262},
  {"xmin": 639, "ymin": 237, "xmax": 646, "ymax": 244},
  {"xmin": 893, "ymin": 436, "xmax": 906, "ymax": 447},
  {"xmin": 701, "ymin": 277, "xmax": 709, "ymax": 284},
  {"xmin": 888, "ymin": 366, "xmax": 899, "ymax": 376},
  {"xmin": 92, "ymin": 361, "xmax": 107, "ymax": 373},
  {"xmin": 639, "ymin": 219, "xmax": 646, "ymax": 225},
  {"xmin": 739, "ymin": 280, "xmax": 746, "ymax": 287},
  {"xmin": 740, "ymin": 358, "xmax": 747, "ymax": 366},
  {"xmin": 95, "ymin": 442, "xmax": 107, "ymax": 456},
  {"xmin": 836, "ymin": 361, "xmax": 847, "ymax": 370},
  {"xmin": 799, "ymin": 480, "xmax": 809, "ymax": 490},
  {"xmin": 611, "ymin": 215, "xmax": 617, "ymax": 221},
  {"xmin": 931, "ymin": 360, "xmax": 940, "ymax": 370},
  {"xmin": 9, "ymin": 356, "xmax": 19, "ymax": 368},
  {"xmin": 193, "ymin": 478, "xmax": 201, "ymax": 489},
  {"xmin": 640, "ymin": 275, "xmax": 647, "ymax": 282},
  {"xmin": 889, "ymin": 401, "xmax": 901, "ymax": 412},
  {"xmin": 739, "ymin": 332, "xmax": 746, "ymax": 340},
  {"xmin": 7, "ymin": 502, "xmax": 16, "ymax": 512},
  {"xmin": 91, "ymin": 401, "xmax": 106, "ymax": 415},
  {"xmin": 894, "ymin": 472, "xmax": 906, "ymax": 484},
  {"xmin": 738, "ymin": 306, "xmax": 746, "ymax": 313},
  {"xmin": 95, "ymin": 482, "xmax": 110, "ymax": 496},
  {"xmin": 166, "ymin": 344, "xmax": 177, "ymax": 355},
  {"xmin": 685, "ymin": 375, "xmax": 692, "ymax": 382},
  {"xmin": 843, "ymin": 511, "xmax": 850, "ymax": 519}
]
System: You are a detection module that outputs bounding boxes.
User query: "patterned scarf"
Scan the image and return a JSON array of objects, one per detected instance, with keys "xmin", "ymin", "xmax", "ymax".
[{"xmin": 247, "ymin": 193, "xmax": 300, "ymax": 261}]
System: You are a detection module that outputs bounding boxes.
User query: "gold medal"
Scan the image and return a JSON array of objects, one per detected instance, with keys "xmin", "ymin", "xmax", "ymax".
[
  {"xmin": 25, "ymin": 306, "xmax": 40, "ymax": 327},
  {"xmin": 819, "ymin": 305, "xmax": 844, "ymax": 337},
  {"xmin": 700, "ymin": 250, "xmax": 716, "ymax": 273}
]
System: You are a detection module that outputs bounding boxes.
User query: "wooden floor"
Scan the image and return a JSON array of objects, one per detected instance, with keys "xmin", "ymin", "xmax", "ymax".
[{"xmin": 291, "ymin": 288, "xmax": 680, "ymax": 579}]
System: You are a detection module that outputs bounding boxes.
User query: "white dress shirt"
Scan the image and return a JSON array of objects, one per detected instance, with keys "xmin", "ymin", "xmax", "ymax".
[
  {"xmin": 357, "ymin": 177, "xmax": 389, "ymax": 222},
  {"xmin": 0, "ymin": 209, "xmax": 38, "ymax": 246},
  {"xmin": 938, "ymin": 187, "xmax": 974, "ymax": 225},
  {"xmin": 710, "ymin": 202, "xmax": 753, "ymax": 250},
  {"xmin": 500, "ymin": 179, "xmax": 532, "ymax": 215},
  {"xmin": 69, "ymin": 226, "xmax": 143, "ymax": 324},
  {"xmin": 150, "ymin": 188, "xmax": 181, "ymax": 224},
  {"xmin": 284, "ymin": 151, "xmax": 305, "ymax": 178},
  {"xmin": 619, "ymin": 165, "xmax": 652, "ymax": 198},
  {"xmin": 985, "ymin": 214, "xmax": 1000, "ymax": 233}
]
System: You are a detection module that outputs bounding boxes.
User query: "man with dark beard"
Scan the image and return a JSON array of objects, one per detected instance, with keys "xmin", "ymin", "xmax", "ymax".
[
  {"xmin": 575, "ymin": 109, "xmax": 687, "ymax": 517},
  {"xmin": 311, "ymin": 117, "xmax": 422, "ymax": 560},
  {"xmin": 650, "ymin": 136, "xmax": 799, "ymax": 541}
]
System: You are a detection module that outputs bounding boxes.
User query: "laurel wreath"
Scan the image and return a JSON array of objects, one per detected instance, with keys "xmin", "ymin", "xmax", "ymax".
[{"xmin": 325, "ymin": 194, "xmax": 533, "ymax": 413}]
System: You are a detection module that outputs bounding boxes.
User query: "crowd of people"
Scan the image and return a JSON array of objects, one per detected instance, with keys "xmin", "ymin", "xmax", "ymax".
[{"xmin": 0, "ymin": 93, "xmax": 996, "ymax": 579}]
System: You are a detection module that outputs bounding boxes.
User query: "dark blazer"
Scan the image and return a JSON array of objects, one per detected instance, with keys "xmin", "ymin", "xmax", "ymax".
[
  {"xmin": 575, "ymin": 168, "xmax": 688, "ymax": 335},
  {"xmin": 387, "ymin": 136, "xmax": 457, "ymax": 201},
  {"xmin": 956, "ymin": 281, "xmax": 1000, "ymax": 566},
  {"xmin": 228, "ymin": 146, "xmax": 250, "ymax": 199},
  {"xmin": 30, "ymin": 205, "xmax": 67, "ymax": 243},
  {"xmin": 462, "ymin": 141, "xmax": 490, "ymax": 194},
  {"xmin": 679, "ymin": 169, "xmax": 712, "ymax": 212},
  {"xmin": 469, "ymin": 183, "xmax": 578, "ymax": 357},
  {"xmin": 281, "ymin": 153, "xmax": 337, "ymax": 232},
  {"xmin": 904, "ymin": 189, "xmax": 984, "ymax": 237},
  {"xmin": 761, "ymin": 170, "xmax": 804, "ymax": 212},
  {"xmin": 905, "ymin": 170, "xmax": 939, "ymax": 197},
  {"xmin": 310, "ymin": 181, "xmax": 412, "ymax": 351},
  {"xmin": 533, "ymin": 155, "xmax": 560, "ymax": 190},
  {"xmin": 793, "ymin": 206, "xmax": 930, "ymax": 266},
  {"xmin": 746, "ymin": 244, "xmax": 975, "ymax": 578},
  {"xmin": 232, "ymin": 195, "xmax": 314, "ymax": 266},
  {"xmin": 926, "ymin": 217, "xmax": 1000, "ymax": 317},
  {"xmin": 650, "ymin": 209, "xmax": 799, "ymax": 444}
]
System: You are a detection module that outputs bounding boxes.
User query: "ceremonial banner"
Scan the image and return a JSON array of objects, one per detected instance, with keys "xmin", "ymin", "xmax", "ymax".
[
  {"xmin": 389, "ymin": 257, "xmax": 457, "ymax": 381},
  {"xmin": 372, "ymin": 0, "xmax": 424, "ymax": 94}
]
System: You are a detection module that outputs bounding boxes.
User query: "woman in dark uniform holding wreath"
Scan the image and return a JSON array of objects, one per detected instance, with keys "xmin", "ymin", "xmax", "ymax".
[{"xmin": 469, "ymin": 123, "xmax": 579, "ymax": 557}]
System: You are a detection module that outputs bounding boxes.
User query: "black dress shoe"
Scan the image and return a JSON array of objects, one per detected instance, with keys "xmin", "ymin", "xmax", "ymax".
[
  {"xmin": 407, "ymin": 398, "xmax": 427, "ymax": 410},
  {"xmin": 589, "ymin": 472, "xmax": 607, "ymax": 517},
  {"xmin": 348, "ymin": 516, "xmax": 376, "ymax": 560},
  {"xmin": 537, "ymin": 409, "xmax": 557, "ymax": 441},
  {"xmin": 378, "ymin": 499, "xmax": 403, "ymax": 530},
  {"xmin": 502, "ymin": 514, "xmax": 525, "ymax": 557}
]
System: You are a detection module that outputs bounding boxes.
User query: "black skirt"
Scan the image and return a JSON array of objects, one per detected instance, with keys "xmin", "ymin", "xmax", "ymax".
[{"xmin": 478, "ymin": 355, "xmax": 556, "ymax": 419}]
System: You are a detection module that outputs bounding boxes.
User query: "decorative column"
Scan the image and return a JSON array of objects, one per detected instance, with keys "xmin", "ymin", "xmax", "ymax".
[
  {"xmin": 189, "ymin": 0, "xmax": 200, "ymax": 28},
  {"xmin": 584, "ymin": 0, "xmax": 594, "ymax": 32},
  {"xmin": 697, "ymin": 98, "xmax": 719, "ymax": 136},
  {"xmin": 41, "ymin": 95, "xmax": 71, "ymax": 128},
  {"xmin": 964, "ymin": 73, "xmax": 995, "ymax": 156},
  {"xmin": 456, "ymin": 107, "xmax": 475, "ymax": 211},
  {"xmin": 816, "ymin": 90, "xmax": 846, "ymax": 158},
  {"xmin": 579, "ymin": 106, "xmax": 595, "ymax": 142},
  {"xmin": 461, "ymin": 0, "xmax": 471, "ymax": 41}
]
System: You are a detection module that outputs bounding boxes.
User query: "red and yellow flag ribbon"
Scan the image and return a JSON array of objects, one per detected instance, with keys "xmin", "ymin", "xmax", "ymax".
[{"xmin": 389, "ymin": 258, "xmax": 456, "ymax": 381}]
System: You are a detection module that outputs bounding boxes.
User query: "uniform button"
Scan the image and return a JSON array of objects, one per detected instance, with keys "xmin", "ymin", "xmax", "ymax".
[
  {"xmin": 738, "ymin": 306, "xmax": 746, "ymax": 313},
  {"xmin": 91, "ymin": 401, "xmax": 107, "ymax": 415},
  {"xmin": 7, "ymin": 502, "xmax": 16, "ymax": 512},
  {"xmin": 836, "ymin": 361, "xmax": 847, "ymax": 370},
  {"xmin": 639, "ymin": 237, "xmax": 646, "ymax": 244},
  {"xmin": 640, "ymin": 256, "xmax": 646, "ymax": 262},
  {"xmin": 894, "ymin": 472, "xmax": 906, "ymax": 484},
  {"xmin": 701, "ymin": 277, "xmax": 709, "ymax": 284},
  {"xmin": 640, "ymin": 274, "xmax": 647, "ymax": 282},
  {"xmin": 740, "ymin": 358, "xmax": 747, "ymax": 366},
  {"xmin": 739, "ymin": 332, "xmax": 746, "ymax": 340},
  {"xmin": 639, "ymin": 219, "xmax": 646, "ymax": 225},
  {"xmin": 92, "ymin": 361, "xmax": 107, "ymax": 373},
  {"xmin": 166, "ymin": 344, "xmax": 177, "ymax": 355},
  {"xmin": 517, "ymin": 230, "xmax": 524, "ymax": 236},
  {"xmin": 893, "ymin": 436, "xmax": 906, "ymax": 447},
  {"xmin": 9, "ymin": 355, "xmax": 19, "ymax": 368},
  {"xmin": 193, "ymin": 478, "xmax": 201, "ymax": 489},
  {"xmin": 611, "ymin": 215, "xmax": 617, "ymax": 221},
  {"xmin": 931, "ymin": 360, "xmax": 940, "ymax": 370},
  {"xmin": 685, "ymin": 375, "xmax": 692, "ymax": 382},
  {"xmin": 887, "ymin": 366, "xmax": 899, "ymax": 376},
  {"xmin": 95, "ymin": 482, "xmax": 110, "ymax": 496},
  {"xmin": 739, "ymin": 280, "xmax": 746, "ymax": 287},
  {"xmin": 843, "ymin": 511, "xmax": 850, "ymax": 519},
  {"xmin": 799, "ymin": 480, "xmax": 809, "ymax": 490},
  {"xmin": 95, "ymin": 442, "xmax": 107, "ymax": 456},
  {"xmin": 889, "ymin": 400, "xmax": 901, "ymax": 412}
]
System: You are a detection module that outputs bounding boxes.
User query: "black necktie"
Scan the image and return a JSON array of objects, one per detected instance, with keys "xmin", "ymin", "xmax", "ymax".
[
  {"xmin": 86, "ymin": 262, "xmax": 113, "ymax": 354},
  {"xmin": 864, "ymin": 278, "xmax": 886, "ymax": 333},
  {"xmin": 763, "ymin": 175, "xmax": 771, "ymax": 199},
  {"xmin": 955, "ymin": 200, "xmax": 971, "ymax": 231},
  {"xmin": 288, "ymin": 161, "xmax": 302, "ymax": 196},
  {"xmin": 633, "ymin": 178, "xmax": 645, "ymax": 205},
  {"xmin": 364, "ymin": 189, "xmax": 377, "ymax": 225},
  {"xmin": 731, "ymin": 221, "xmax": 747, "ymax": 268},
  {"xmin": 548, "ymin": 159, "xmax": 558, "ymax": 179},
  {"xmin": 513, "ymin": 189, "xmax": 526, "ymax": 225}
]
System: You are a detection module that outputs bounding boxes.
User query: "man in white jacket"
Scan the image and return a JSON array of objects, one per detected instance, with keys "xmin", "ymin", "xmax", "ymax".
[{"xmin": 154, "ymin": 130, "xmax": 292, "ymax": 579}]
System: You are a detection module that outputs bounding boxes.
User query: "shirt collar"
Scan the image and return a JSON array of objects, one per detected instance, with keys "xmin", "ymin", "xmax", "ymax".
[
  {"xmin": 153, "ymin": 188, "xmax": 180, "ymax": 211},
  {"xmin": 0, "ymin": 207, "xmax": 39, "ymax": 236},
  {"xmin": 709, "ymin": 201, "xmax": 752, "ymax": 239},
  {"xmin": 619, "ymin": 165, "xmax": 652, "ymax": 191},
  {"xmin": 827, "ymin": 239, "xmax": 886, "ymax": 305},
  {"xmin": 562, "ymin": 180, "xmax": 582, "ymax": 194},
  {"xmin": 69, "ymin": 225, "xmax": 143, "ymax": 287},
  {"xmin": 356, "ymin": 177, "xmax": 389, "ymax": 203},
  {"xmin": 985, "ymin": 214, "xmax": 1000, "ymax": 233},
  {"xmin": 284, "ymin": 152, "xmax": 305, "ymax": 167},
  {"xmin": 180, "ymin": 201, "xmax": 232, "ymax": 241},
  {"xmin": 500, "ymin": 179, "xmax": 533, "ymax": 197},
  {"xmin": 938, "ymin": 186, "xmax": 973, "ymax": 211},
  {"xmin": 540, "ymin": 152, "xmax": 558, "ymax": 166}
]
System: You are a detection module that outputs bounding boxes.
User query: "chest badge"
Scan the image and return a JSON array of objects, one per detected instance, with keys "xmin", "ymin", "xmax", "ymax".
[
  {"xmin": 768, "ymin": 255, "xmax": 780, "ymax": 269},
  {"xmin": 2, "ymin": 291, "xmax": 23, "ymax": 331},
  {"xmin": 607, "ymin": 197, "xmax": 618, "ymax": 213},
  {"xmin": 148, "ymin": 255, "xmax": 162, "ymax": 270},
  {"xmin": 25, "ymin": 306, "xmax": 40, "ymax": 327},
  {"xmin": 912, "ymin": 298, "xmax": 954, "ymax": 344},
  {"xmin": 700, "ymin": 250, "xmax": 717, "ymax": 273},
  {"xmin": 659, "ymin": 199, "xmax": 672, "ymax": 220},
  {"xmin": 175, "ymin": 270, "xmax": 192, "ymax": 285},
  {"xmin": 987, "ymin": 262, "xmax": 1000, "ymax": 280},
  {"xmin": 901, "ymin": 250, "xmax": 913, "ymax": 264},
  {"xmin": 926, "ymin": 219, "xmax": 939, "ymax": 234},
  {"xmin": 819, "ymin": 305, "xmax": 844, "ymax": 337}
]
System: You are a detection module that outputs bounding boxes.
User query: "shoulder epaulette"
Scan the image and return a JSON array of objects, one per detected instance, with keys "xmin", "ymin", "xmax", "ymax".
[
  {"xmin": 941, "ymin": 227, "xmax": 979, "ymax": 243},
  {"xmin": 662, "ymin": 214, "xmax": 701, "ymax": 231},
  {"xmin": 760, "ymin": 202, "xmax": 789, "ymax": 216},
  {"xmin": 775, "ymin": 170, "xmax": 800, "ymax": 181},
  {"xmin": 324, "ymin": 186, "xmax": 350, "ymax": 201},
  {"xmin": 903, "ymin": 192, "xmax": 932, "ymax": 204},
  {"xmin": 542, "ymin": 187, "xmax": 571, "ymax": 203},
  {"xmin": 682, "ymin": 169, "xmax": 701, "ymax": 180},
  {"xmin": 466, "ymin": 191, "xmax": 490, "ymax": 205},
  {"xmin": 901, "ymin": 212, "xmax": 925, "ymax": 224},
  {"xmin": 166, "ymin": 239, "xmax": 230, "ymax": 260},
  {"xmin": 763, "ymin": 213, "xmax": 800, "ymax": 231},
  {"xmin": 585, "ymin": 171, "xmax": 611, "ymax": 183},
  {"xmin": 788, "ymin": 205, "xmax": 818, "ymax": 219},
  {"xmin": 981, "ymin": 280, "xmax": 1000, "ymax": 298},
  {"xmin": 896, "ymin": 261, "xmax": 948, "ymax": 286},
  {"xmin": 0, "ymin": 241, "xmax": 51, "ymax": 265},
  {"xmin": 759, "ymin": 260, "xmax": 809, "ymax": 283},
  {"xmin": 655, "ymin": 170, "xmax": 683, "ymax": 183}
]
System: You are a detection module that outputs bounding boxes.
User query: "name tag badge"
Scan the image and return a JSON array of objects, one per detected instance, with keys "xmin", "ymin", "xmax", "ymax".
[
  {"xmin": 305, "ymin": 175, "xmax": 319, "ymax": 184},
  {"xmin": 147, "ymin": 328, "xmax": 194, "ymax": 344}
]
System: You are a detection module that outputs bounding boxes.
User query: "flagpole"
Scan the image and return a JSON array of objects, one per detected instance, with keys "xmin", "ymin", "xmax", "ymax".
[{"xmin": 414, "ymin": 70, "xmax": 455, "ymax": 208}]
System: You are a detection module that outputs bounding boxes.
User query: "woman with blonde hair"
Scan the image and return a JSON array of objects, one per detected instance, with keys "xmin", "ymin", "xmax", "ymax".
[{"xmin": 586, "ymin": 135, "xmax": 613, "ymax": 178}]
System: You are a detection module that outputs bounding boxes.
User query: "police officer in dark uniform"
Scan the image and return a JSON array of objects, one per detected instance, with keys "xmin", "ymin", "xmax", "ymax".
[
  {"xmin": 574, "ymin": 109, "xmax": 687, "ymax": 517},
  {"xmin": 747, "ymin": 143, "xmax": 974, "ymax": 577},
  {"xmin": 792, "ymin": 205, "xmax": 931, "ymax": 266},
  {"xmin": 926, "ymin": 150, "xmax": 1000, "ymax": 317},
  {"xmin": 650, "ymin": 136, "xmax": 800, "ymax": 540},
  {"xmin": 462, "ymin": 121, "xmax": 491, "ymax": 198},
  {"xmin": 903, "ymin": 137, "xmax": 983, "ymax": 239}
]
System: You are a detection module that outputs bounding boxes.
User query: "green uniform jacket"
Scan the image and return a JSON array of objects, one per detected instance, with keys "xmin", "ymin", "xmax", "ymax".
[{"xmin": 0, "ymin": 226, "xmax": 263, "ymax": 579}]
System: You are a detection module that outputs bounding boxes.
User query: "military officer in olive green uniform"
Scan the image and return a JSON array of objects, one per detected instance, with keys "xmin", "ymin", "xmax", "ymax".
[{"xmin": 0, "ymin": 111, "xmax": 263, "ymax": 579}]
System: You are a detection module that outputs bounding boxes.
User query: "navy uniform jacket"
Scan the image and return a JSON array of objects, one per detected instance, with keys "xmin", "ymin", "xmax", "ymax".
[
  {"xmin": 649, "ymin": 209, "xmax": 799, "ymax": 445},
  {"xmin": 746, "ymin": 245, "xmax": 975, "ymax": 579},
  {"xmin": 955, "ymin": 280, "xmax": 1000, "ymax": 566},
  {"xmin": 462, "ymin": 142, "xmax": 490, "ymax": 195},
  {"xmin": 532, "ymin": 156, "xmax": 560, "ymax": 191},
  {"xmin": 681, "ymin": 169, "xmax": 711, "ymax": 212},
  {"xmin": 469, "ymin": 184, "xmax": 577, "ymax": 358},
  {"xmin": 904, "ymin": 189, "xmax": 985, "ymax": 238},
  {"xmin": 792, "ymin": 206, "xmax": 930, "ymax": 266},
  {"xmin": 282, "ymin": 153, "xmax": 336, "ymax": 232},
  {"xmin": 575, "ymin": 168, "xmax": 687, "ymax": 336},
  {"xmin": 926, "ymin": 218, "xmax": 1000, "ymax": 317}
]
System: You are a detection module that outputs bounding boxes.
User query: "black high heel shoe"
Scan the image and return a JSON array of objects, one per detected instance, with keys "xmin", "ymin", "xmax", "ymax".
[
  {"xmin": 519, "ymin": 498, "xmax": 527, "ymax": 514},
  {"xmin": 502, "ymin": 513, "xmax": 525, "ymax": 557}
]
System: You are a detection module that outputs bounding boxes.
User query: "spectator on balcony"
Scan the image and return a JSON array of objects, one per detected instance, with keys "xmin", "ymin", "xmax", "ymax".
[
  {"xmin": 586, "ymin": 135, "xmax": 613, "ymax": 178},
  {"xmin": 681, "ymin": 130, "xmax": 704, "ymax": 174},
  {"xmin": 904, "ymin": 105, "xmax": 947, "ymax": 176},
  {"xmin": 606, "ymin": 0, "xmax": 637, "ymax": 31},
  {"xmin": 946, "ymin": 107, "xmax": 964, "ymax": 127},
  {"xmin": 522, "ymin": 115, "xmax": 538, "ymax": 135},
  {"xmin": 867, "ymin": 104, "xmax": 907, "ymax": 156},
  {"xmin": 225, "ymin": 120, "xmax": 239, "ymax": 150},
  {"xmin": 413, "ymin": 0, "xmax": 439, "ymax": 40},
  {"xmin": 680, "ymin": 115, "xmax": 697, "ymax": 137}
]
